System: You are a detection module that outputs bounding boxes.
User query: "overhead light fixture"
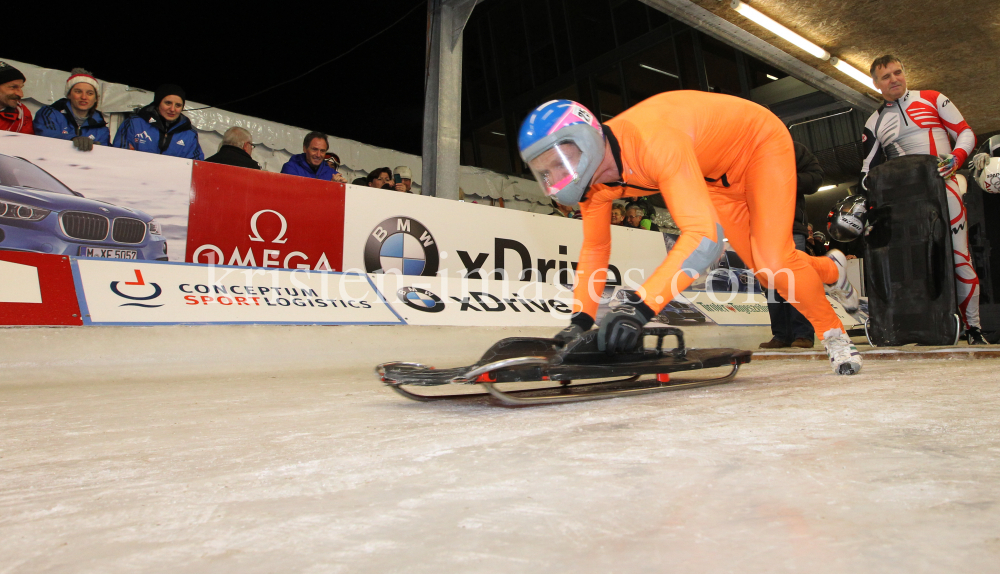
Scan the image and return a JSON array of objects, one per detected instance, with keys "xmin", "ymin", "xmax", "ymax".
[
  {"xmin": 829, "ymin": 57, "xmax": 876, "ymax": 91},
  {"xmin": 490, "ymin": 131, "xmax": 505, "ymax": 136},
  {"xmin": 766, "ymin": 74, "xmax": 779, "ymax": 81},
  {"xmin": 730, "ymin": 0, "xmax": 830, "ymax": 61},
  {"xmin": 818, "ymin": 185, "xmax": 837, "ymax": 191},
  {"xmin": 639, "ymin": 63, "xmax": 679, "ymax": 79}
]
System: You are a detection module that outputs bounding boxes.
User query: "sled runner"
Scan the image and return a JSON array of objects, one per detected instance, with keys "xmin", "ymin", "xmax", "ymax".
[{"xmin": 376, "ymin": 327, "xmax": 752, "ymax": 407}]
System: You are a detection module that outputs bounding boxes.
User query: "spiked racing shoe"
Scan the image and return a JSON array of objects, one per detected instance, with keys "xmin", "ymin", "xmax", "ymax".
[
  {"xmin": 824, "ymin": 249, "xmax": 860, "ymax": 314},
  {"xmin": 822, "ymin": 328, "xmax": 862, "ymax": 375}
]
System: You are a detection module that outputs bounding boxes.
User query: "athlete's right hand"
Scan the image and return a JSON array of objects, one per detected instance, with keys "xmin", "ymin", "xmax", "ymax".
[{"xmin": 972, "ymin": 152, "xmax": 990, "ymax": 172}]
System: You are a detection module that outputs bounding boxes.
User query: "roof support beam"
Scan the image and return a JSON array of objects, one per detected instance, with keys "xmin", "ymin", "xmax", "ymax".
[
  {"xmin": 639, "ymin": 0, "xmax": 879, "ymax": 115},
  {"xmin": 422, "ymin": 0, "xmax": 479, "ymax": 199}
]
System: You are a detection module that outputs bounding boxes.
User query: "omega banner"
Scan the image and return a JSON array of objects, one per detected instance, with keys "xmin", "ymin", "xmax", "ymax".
[
  {"xmin": 72, "ymin": 259, "xmax": 402, "ymax": 325},
  {"xmin": 185, "ymin": 162, "xmax": 345, "ymax": 272}
]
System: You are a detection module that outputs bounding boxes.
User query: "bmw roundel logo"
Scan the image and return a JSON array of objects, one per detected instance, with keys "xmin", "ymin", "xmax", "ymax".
[
  {"xmin": 364, "ymin": 217, "xmax": 439, "ymax": 276},
  {"xmin": 397, "ymin": 286, "xmax": 445, "ymax": 313}
]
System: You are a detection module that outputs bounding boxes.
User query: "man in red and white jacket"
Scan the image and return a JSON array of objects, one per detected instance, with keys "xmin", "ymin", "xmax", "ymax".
[
  {"xmin": 0, "ymin": 62, "xmax": 33, "ymax": 134},
  {"xmin": 860, "ymin": 54, "xmax": 985, "ymax": 344}
]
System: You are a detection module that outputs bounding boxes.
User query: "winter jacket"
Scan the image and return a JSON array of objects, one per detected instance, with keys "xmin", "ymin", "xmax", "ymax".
[
  {"xmin": 32, "ymin": 99, "xmax": 110, "ymax": 145},
  {"xmin": 0, "ymin": 103, "xmax": 33, "ymax": 134},
  {"xmin": 113, "ymin": 104, "xmax": 204, "ymax": 160},
  {"xmin": 204, "ymin": 144, "xmax": 261, "ymax": 170},
  {"xmin": 793, "ymin": 141, "xmax": 823, "ymax": 237},
  {"xmin": 280, "ymin": 153, "xmax": 338, "ymax": 180}
]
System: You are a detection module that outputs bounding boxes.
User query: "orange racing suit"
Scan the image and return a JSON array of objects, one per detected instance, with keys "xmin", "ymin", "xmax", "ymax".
[{"xmin": 575, "ymin": 91, "xmax": 846, "ymax": 339}]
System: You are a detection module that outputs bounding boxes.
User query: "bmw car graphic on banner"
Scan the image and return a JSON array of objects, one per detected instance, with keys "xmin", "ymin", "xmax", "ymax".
[
  {"xmin": 72, "ymin": 259, "xmax": 404, "ymax": 325},
  {"xmin": 0, "ymin": 153, "xmax": 168, "ymax": 261}
]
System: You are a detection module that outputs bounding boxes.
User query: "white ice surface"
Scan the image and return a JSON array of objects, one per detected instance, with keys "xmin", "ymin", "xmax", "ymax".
[{"xmin": 1, "ymin": 326, "xmax": 999, "ymax": 573}]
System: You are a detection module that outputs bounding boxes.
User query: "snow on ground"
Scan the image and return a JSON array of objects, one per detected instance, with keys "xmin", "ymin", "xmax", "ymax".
[{"xmin": 2, "ymin": 351, "xmax": 999, "ymax": 573}]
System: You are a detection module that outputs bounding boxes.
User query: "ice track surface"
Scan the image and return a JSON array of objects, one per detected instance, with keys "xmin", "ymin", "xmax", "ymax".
[{"xmin": 2, "ymin": 326, "xmax": 1000, "ymax": 573}]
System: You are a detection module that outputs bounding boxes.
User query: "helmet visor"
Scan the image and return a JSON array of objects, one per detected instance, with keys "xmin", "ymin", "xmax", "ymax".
[{"xmin": 527, "ymin": 141, "xmax": 585, "ymax": 198}]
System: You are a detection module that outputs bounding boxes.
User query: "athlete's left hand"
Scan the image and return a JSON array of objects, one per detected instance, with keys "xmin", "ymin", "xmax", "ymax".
[
  {"xmin": 598, "ymin": 297, "xmax": 656, "ymax": 355},
  {"xmin": 937, "ymin": 154, "xmax": 959, "ymax": 178}
]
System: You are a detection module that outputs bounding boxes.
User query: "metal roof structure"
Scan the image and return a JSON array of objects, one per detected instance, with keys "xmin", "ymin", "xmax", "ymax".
[{"xmin": 645, "ymin": 0, "xmax": 1000, "ymax": 135}]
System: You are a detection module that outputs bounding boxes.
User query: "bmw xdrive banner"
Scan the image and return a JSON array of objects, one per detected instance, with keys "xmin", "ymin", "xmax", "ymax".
[
  {"xmin": 72, "ymin": 259, "xmax": 403, "ymax": 325},
  {"xmin": 373, "ymin": 273, "xmax": 575, "ymax": 327},
  {"xmin": 342, "ymin": 186, "xmax": 668, "ymax": 288}
]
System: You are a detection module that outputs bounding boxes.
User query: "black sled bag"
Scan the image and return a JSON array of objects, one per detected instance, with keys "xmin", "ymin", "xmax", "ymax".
[{"xmin": 864, "ymin": 154, "xmax": 959, "ymax": 346}]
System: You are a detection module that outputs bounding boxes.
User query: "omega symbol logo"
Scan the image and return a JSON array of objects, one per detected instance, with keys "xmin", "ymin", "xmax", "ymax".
[{"xmin": 249, "ymin": 209, "xmax": 288, "ymax": 243}]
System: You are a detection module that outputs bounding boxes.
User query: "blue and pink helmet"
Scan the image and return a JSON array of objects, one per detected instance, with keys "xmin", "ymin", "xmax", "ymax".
[{"xmin": 518, "ymin": 100, "xmax": 605, "ymax": 208}]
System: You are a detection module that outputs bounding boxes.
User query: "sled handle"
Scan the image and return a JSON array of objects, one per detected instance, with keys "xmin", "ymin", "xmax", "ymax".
[{"xmin": 643, "ymin": 326, "xmax": 686, "ymax": 359}]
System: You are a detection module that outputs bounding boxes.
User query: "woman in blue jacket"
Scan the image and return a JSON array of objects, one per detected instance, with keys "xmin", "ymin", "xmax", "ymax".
[
  {"xmin": 33, "ymin": 68, "xmax": 110, "ymax": 151},
  {"xmin": 113, "ymin": 84, "xmax": 204, "ymax": 160}
]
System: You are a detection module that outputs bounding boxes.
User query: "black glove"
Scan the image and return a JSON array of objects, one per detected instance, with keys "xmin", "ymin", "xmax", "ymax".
[
  {"xmin": 72, "ymin": 136, "xmax": 94, "ymax": 152},
  {"xmin": 554, "ymin": 312, "xmax": 595, "ymax": 345},
  {"xmin": 598, "ymin": 297, "xmax": 656, "ymax": 355}
]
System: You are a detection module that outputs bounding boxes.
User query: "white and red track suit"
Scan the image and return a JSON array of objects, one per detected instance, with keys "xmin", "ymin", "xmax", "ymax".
[{"xmin": 860, "ymin": 89, "xmax": 980, "ymax": 330}]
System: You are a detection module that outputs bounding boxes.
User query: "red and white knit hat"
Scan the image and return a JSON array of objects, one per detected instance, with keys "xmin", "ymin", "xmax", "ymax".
[{"xmin": 65, "ymin": 68, "xmax": 100, "ymax": 98}]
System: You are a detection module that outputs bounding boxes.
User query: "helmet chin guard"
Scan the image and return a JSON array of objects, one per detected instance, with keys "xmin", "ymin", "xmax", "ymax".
[{"xmin": 518, "ymin": 100, "xmax": 605, "ymax": 208}]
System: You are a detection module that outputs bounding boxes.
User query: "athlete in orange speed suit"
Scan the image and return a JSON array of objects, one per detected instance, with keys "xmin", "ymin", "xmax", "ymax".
[{"xmin": 517, "ymin": 92, "xmax": 862, "ymax": 375}]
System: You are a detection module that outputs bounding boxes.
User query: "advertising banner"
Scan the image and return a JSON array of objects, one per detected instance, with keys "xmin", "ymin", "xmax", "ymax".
[
  {"xmin": 72, "ymin": 259, "xmax": 402, "ymax": 326},
  {"xmin": 342, "ymin": 186, "xmax": 668, "ymax": 290},
  {"xmin": 0, "ymin": 251, "xmax": 81, "ymax": 325},
  {"xmin": 0, "ymin": 132, "xmax": 192, "ymax": 262},
  {"xmin": 373, "ymin": 273, "xmax": 575, "ymax": 327},
  {"xmin": 186, "ymin": 162, "xmax": 346, "ymax": 271},
  {"xmin": 685, "ymin": 290, "xmax": 863, "ymax": 328}
]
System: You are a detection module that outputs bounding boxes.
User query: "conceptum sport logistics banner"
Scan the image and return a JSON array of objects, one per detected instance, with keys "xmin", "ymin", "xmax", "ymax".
[{"xmin": 72, "ymin": 259, "xmax": 403, "ymax": 325}]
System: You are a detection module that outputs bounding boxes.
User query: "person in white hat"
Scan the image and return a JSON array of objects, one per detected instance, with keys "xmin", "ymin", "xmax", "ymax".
[
  {"xmin": 393, "ymin": 166, "xmax": 413, "ymax": 193},
  {"xmin": 33, "ymin": 68, "xmax": 109, "ymax": 151}
]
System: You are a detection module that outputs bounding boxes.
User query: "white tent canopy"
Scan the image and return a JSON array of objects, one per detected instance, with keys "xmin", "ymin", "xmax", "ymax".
[{"xmin": 3, "ymin": 57, "xmax": 549, "ymax": 210}]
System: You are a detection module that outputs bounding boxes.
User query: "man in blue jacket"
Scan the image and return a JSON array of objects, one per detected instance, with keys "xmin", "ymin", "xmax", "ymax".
[
  {"xmin": 113, "ymin": 84, "xmax": 204, "ymax": 160},
  {"xmin": 281, "ymin": 132, "xmax": 345, "ymax": 181},
  {"xmin": 33, "ymin": 68, "xmax": 110, "ymax": 151}
]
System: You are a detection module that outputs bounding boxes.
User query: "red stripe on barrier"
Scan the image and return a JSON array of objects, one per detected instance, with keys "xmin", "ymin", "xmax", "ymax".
[{"xmin": 0, "ymin": 251, "xmax": 82, "ymax": 326}]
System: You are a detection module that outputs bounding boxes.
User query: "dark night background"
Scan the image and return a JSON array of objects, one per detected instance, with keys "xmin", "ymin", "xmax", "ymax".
[{"xmin": 6, "ymin": 0, "xmax": 429, "ymax": 156}]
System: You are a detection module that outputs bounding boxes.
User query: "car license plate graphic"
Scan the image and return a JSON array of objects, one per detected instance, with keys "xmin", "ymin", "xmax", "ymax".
[{"xmin": 82, "ymin": 247, "xmax": 138, "ymax": 259}]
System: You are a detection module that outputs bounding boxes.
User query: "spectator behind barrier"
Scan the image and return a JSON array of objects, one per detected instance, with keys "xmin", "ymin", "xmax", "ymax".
[
  {"xmin": 550, "ymin": 199, "xmax": 580, "ymax": 219},
  {"xmin": 324, "ymin": 153, "xmax": 348, "ymax": 183},
  {"xmin": 805, "ymin": 224, "xmax": 829, "ymax": 256},
  {"xmin": 393, "ymin": 165, "xmax": 412, "ymax": 193},
  {"xmin": 204, "ymin": 126, "xmax": 261, "ymax": 170},
  {"xmin": 367, "ymin": 167, "xmax": 394, "ymax": 189},
  {"xmin": 0, "ymin": 62, "xmax": 33, "ymax": 134},
  {"xmin": 113, "ymin": 84, "xmax": 204, "ymax": 159},
  {"xmin": 611, "ymin": 203, "xmax": 626, "ymax": 226},
  {"xmin": 33, "ymin": 69, "xmax": 109, "ymax": 152},
  {"xmin": 624, "ymin": 201, "xmax": 659, "ymax": 231},
  {"xmin": 281, "ymin": 131, "xmax": 343, "ymax": 181}
]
